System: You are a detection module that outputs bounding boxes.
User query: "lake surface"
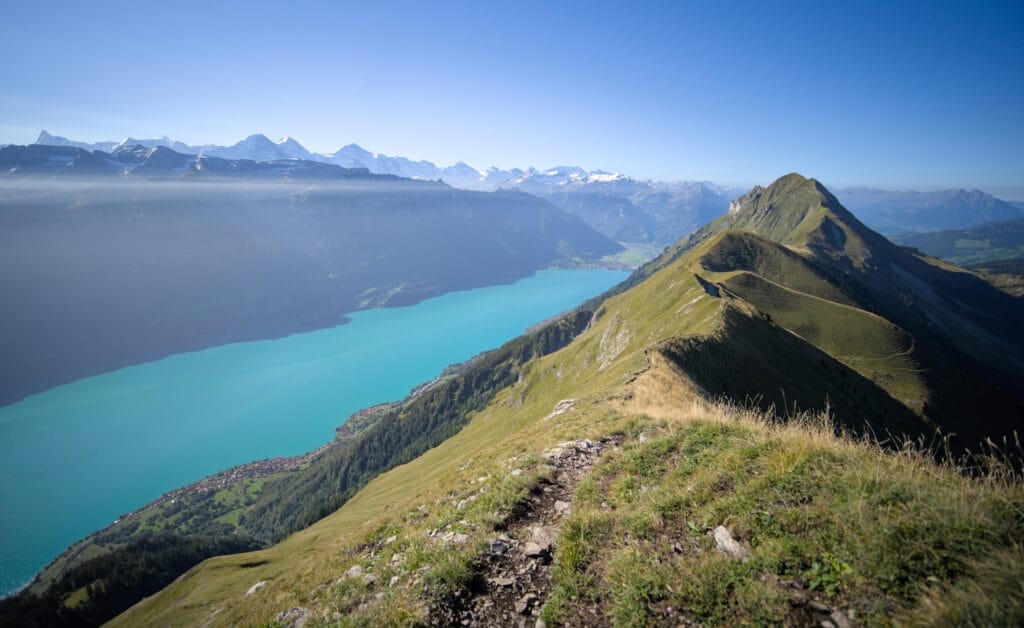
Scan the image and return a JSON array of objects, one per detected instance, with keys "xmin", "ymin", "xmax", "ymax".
[{"xmin": 0, "ymin": 268, "xmax": 629, "ymax": 596}]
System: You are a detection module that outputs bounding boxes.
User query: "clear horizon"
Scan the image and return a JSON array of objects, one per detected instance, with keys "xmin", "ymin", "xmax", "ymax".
[{"xmin": 2, "ymin": 1, "xmax": 1022, "ymax": 196}]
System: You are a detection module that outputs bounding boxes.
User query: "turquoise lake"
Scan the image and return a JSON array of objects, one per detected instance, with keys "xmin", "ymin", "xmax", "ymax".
[{"xmin": 0, "ymin": 268, "xmax": 629, "ymax": 596}]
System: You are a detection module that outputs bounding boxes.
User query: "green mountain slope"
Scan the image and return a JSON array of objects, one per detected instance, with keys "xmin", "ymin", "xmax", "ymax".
[
  {"xmin": 645, "ymin": 173, "xmax": 1024, "ymax": 447},
  {"xmin": 7, "ymin": 174, "xmax": 1023, "ymax": 626}
]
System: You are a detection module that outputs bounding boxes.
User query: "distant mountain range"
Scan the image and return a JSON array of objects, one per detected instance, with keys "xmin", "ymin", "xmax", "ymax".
[
  {"xmin": 833, "ymin": 186, "xmax": 1024, "ymax": 234},
  {"xmin": 33, "ymin": 130, "xmax": 496, "ymax": 189},
  {"xmin": 24, "ymin": 130, "xmax": 1024, "ymax": 242},
  {"xmin": 1, "ymin": 142, "xmax": 388, "ymax": 181},
  {"xmin": 892, "ymin": 218, "xmax": 1024, "ymax": 266}
]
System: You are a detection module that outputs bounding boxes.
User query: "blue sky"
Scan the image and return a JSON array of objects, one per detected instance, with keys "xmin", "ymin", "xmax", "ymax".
[{"xmin": 2, "ymin": 1, "xmax": 1022, "ymax": 195}]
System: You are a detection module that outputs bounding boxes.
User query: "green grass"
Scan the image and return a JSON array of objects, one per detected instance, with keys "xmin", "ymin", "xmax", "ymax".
[{"xmin": 541, "ymin": 410, "xmax": 1024, "ymax": 626}]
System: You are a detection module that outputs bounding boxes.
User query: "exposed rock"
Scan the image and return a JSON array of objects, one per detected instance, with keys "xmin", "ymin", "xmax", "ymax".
[
  {"xmin": 523, "ymin": 542, "xmax": 546, "ymax": 558},
  {"xmin": 597, "ymin": 315, "xmax": 631, "ymax": 369},
  {"xmin": 442, "ymin": 531, "xmax": 469, "ymax": 546},
  {"xmin": 553, "ymin": 500, "xmax": 571, "ymax": 516},
  {"xmin": 529, "ymin": 526, "xmax": 555, "ymax": 551},
  {"xmin": 488, "ymin": 576, "xmax": 516, "ymax": 587},
  {"xmin": 275, "ymin": 607, "xmax": 309, "ymax": 628},
  {"xmin": 523, "ymin": 526, "xmax": 556, "ymax": 558},
  {"xmin": 543, "ymin": 398, "xmax": 576, "ymax": 421},
  {"xmin": 830, "ymin": 609, "xmax": 853, "ymax": 628},
  {"xmin": 345, "ymin": 565, "xmax": 363, "ymax": 579},
  {"xmin": 245, "ymin": 580, "xmax": 266, "ymax": 596},
  {"xmin": 490, "ymin": 536, "xmax": 512, "ymax": 555},
  {"xmin": 363, "ymin": 573, "xmax": 377, "ymax": 586},
  {"xmin": 389, "ymin": 575, "xmax": 400, "ymax": 587},
  {"xmin": 544, "ymin": 438, "xmax": 601, "ymax": 465},
  {"xmin": 713, "ymin": 525, "xmax": 750, "ymax": 560},
  {"xmin": 514, "ymin": 593, "xmax": 538, "ymax": 615},
  {"xmin": 384, "ymin": 535, "xmax": 398, "ymax": 545}
]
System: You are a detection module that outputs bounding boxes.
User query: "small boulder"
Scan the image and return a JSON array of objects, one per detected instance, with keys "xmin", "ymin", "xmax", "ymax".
[
  {"xmin": 275, "ymin": 607, "xmax": 309, "ymax": 628},
  {"xmin": 490, "ymin": 536, "xmax": 511, "ymax": 554},
  {"xmin": 514, "ymin": 593, "xmax": 539, "ymax": 615},
  {"xmin": 488, "ymin": 576, "xmax": 516, "ymax": 587},
  {"xmin": 245, "ymin": 580, "xmax": 266, "ymax": 596},
  {"xmin": 344, "ymin": 565, "xmax": 363, "ymax": 579},
  {"xmin": 442, "ymin": 531, "xmax": 469, "ymax": 546},
  {"xmin": 713, "ymin": 526, "xmax": 750, "ymax": 561},
  {"xmin": 529, "ymin": 526, "xmax": 555, "ymax": 550},
  {"xmin": 523, "ymin": 542, "xmax": 546, "ymax": 557},
  {"xmin": 830, "ymin": 610, "xmax": 853, "ymax": 628}
]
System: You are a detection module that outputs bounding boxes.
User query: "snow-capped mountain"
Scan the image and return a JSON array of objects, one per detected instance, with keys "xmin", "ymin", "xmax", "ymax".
[
  {"xmin": 32, "ymin": 131, "xmax": 649, "ymax": 191},
  {"xmin": 112, "ymin": 136, "xmax": 198, "ymax": 154},
  {"xmin": 197, "ymin": 134, "xmax": 312, "ymax": 162},
  {"xmin": 0, "ymin": 143, "xmax": 393, "ymax": 181},
  {"xmin": 36, "ymin": 130, "xmax": 119, "ymax": 153},
  {"xmin": 30, "ymin": 131, "xmax": 496, "ymax": 187}
]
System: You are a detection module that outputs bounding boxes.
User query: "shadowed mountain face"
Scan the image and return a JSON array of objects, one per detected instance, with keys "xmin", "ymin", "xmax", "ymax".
[{"xmin": 0, "ymin": 146, "xmax": 621, "ymax": 405}]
